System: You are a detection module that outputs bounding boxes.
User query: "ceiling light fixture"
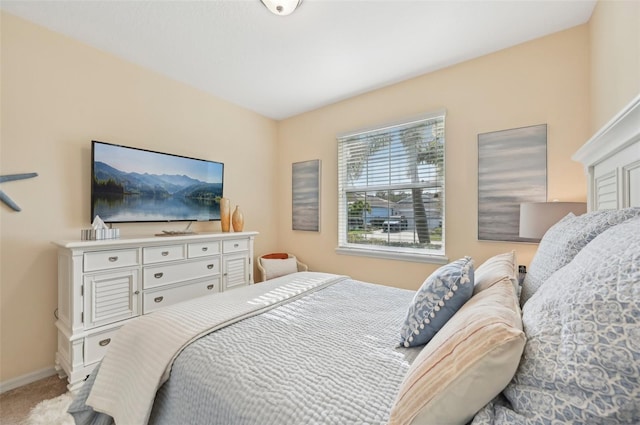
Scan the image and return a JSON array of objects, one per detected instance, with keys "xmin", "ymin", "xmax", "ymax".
[{"xmin": 260, "ymin": 0, "xmax": 302, "ymax": 16}]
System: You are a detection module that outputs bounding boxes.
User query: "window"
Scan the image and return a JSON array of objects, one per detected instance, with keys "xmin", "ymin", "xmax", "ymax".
[{"xmin": 336, "ymin": 112, "xmax": 446, "ymax": 263}]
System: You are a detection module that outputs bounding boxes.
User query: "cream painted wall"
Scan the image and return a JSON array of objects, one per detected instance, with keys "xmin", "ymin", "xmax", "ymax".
[
  {"xmin": 277, "ymin": 26, "xmax": 590, "ymax": 291},
  {"xmin": 3, "ymin": 0, "xmax": 637, "ymax": 386},
  {"xmin": 589, "ymin": 0, "xmax": 640, "ymax": 131},
  {"xmin": 0, "ymin": 12, "xmax": 280, "ymax": 383}
]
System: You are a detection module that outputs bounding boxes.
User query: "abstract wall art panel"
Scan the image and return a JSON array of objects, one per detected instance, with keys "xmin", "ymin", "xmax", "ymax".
[
  {"xmin": 292, "ymin": 159, "xmax": 321, "ymax": 232},
  {"xmin": 478, "ymin": 124, "xmax": 547, "ymax": 242}
]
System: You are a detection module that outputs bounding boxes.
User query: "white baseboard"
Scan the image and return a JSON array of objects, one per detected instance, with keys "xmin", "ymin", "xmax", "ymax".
[{"xmin": 0, "ymin": 367, "xmax": 58, "ymax": 394}]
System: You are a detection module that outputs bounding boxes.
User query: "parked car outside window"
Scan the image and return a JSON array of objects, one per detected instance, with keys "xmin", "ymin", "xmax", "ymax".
[{"xmin": 382, "ymin": 216, "xmax": 408, "ymax": 232}]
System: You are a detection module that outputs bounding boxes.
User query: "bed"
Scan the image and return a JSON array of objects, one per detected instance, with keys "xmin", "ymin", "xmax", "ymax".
[{"xmin": 69, "ymin": 94, "xmax": 640, "ymax": 425}]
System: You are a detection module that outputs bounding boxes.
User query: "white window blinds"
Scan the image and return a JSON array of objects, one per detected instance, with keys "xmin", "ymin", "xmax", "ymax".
[{"xmin": 337, "ymin": 112, "xmax": 446, "ymax": 259}]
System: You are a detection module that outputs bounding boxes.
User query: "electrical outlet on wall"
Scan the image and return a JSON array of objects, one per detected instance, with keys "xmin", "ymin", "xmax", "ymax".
[{"xmin": 518, "ymin": 265, "xmax": 527, "ymax": 285}]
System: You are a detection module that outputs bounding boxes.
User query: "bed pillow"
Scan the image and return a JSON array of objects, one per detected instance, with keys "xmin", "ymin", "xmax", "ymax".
[
  {"xmin": 504, "ymin": 215, "xmax": 640, "ymax": 423},
  {"xmin": 473, "ymin": 251, "xmax": 518, "ymax": 294},
  {"xmin": 399, "ymin": 257, "xmax": 474, "ymax": 348},
  {"xmin": 261, "ymin": 257, "xmax": 298, "ymax": 280},
  {"xmin": 389, "ymin": 277, "xmax": 525, "ymax": 425},
  {"xmin": 520, "ymin": 207, "xmax": 640, "ymax": 305}
]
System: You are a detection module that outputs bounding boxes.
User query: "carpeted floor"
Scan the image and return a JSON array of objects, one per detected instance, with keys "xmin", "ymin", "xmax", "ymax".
[{"xmin": 0, "ymin": 375, "xmax": 68, "ymax": 425}]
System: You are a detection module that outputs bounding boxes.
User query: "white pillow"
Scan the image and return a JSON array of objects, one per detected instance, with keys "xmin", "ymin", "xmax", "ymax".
[
  {"xmin": 261, "ymin": 257, "xmax": 298, "ymax": 280},
  {"xmin": 473, "ymin": 251, "xmax": 518, "ymax": 294},
  {"xmin": 388, "ymin": 278, "xmax": 525, "ymax": 425}
]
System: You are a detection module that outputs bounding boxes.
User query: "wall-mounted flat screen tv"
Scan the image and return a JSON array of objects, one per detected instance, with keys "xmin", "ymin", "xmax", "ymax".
[{"xmin": 91, "ymin": 140, "xmax": 224, "ymax": 223}]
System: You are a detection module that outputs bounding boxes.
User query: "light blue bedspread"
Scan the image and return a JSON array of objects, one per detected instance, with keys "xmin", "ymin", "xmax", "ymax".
[{"xmin": 70, "ymin": 278, "xmax": 421, "ymax": 425}]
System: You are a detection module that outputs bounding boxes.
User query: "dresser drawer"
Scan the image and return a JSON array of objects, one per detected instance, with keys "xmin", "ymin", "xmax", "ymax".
[
  {"xmin": 84, "ymin": 249, "xmax": 140, "ymax": 272},
  {"xmin": 223, "ymin": 239, "xmax": 248, "ymax": 253},
  {"xmin": 143, "ymin": 279, "xmax": 220, "ymax": 314},
  {"xmin": 85, "ymin": 326, "xmax": 122, "ymax": 366},
  {"xmin": 143, "ymin": 245, "xmax": 185, "ymax": 264},
  {"xmin": 143, "ymin": 258, "xmax": 220, "ymax": 289},
  {"xmin": 188, "ymin": 241, "xmax": 220, "ymax": 258}
]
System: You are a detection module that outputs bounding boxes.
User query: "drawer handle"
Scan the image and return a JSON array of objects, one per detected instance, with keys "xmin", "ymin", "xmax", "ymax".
[
  {"xmin": 234, "ymin": 243, "xmax": 239, "ymax": 248},
  {"xmin": 99, "ymin": 338, "xmax": 111, "ymax": 347},
  {"xmin": 134, "ymin": 290, "xmax": 140, "ymax": 295},
  {"xmin": 207, "ymin": 264, "xmax": 214, "ymax": 269},
  {"xmin": 108, "ymin": 256, "xmax": 118, "ymax": 262},
  {"xmin": 154, "ymin": 296, "xmax": 164, "ymax": 303},
  {"xmin": 202, "ymin": 247, "xmax": 208, "ymax": 252},
  {"xmin": 161, "ymin": 251, "xmax": 169, "ymax": 256},
  {"xmin": 207, "ymin": 284, "xmax": 214, "ymax": 290},
  {"xmin": 154, "ymin": 272, "xmax": 164, "ymax": 279}
]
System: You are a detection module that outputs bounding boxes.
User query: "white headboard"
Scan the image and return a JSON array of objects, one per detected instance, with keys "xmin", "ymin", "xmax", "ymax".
[{"xmin": 572, "ymin": 94, "xmax": 640, "ymax": 212}]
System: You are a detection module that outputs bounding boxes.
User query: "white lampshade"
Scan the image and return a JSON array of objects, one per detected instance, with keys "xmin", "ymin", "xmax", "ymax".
[
  {"xmin": 260, "ymin": 0, "xmax": 302, "ymax": 16},
  {"xmin": 519, "ymin": 202, "xmax": 587, "ymax": 240}
]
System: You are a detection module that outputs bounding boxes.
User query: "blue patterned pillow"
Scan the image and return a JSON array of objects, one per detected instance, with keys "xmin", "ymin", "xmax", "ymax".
[
  {"xmin": 520, "ymin": 207, "xmax": 640, "ymax": 305},
  {"xmin": 399, "ymin": 257, "xmax": 474, "ymax": 348},
  {"xmin": 503, "ymin": 216, "xmax": 640, "ymax": 423}
]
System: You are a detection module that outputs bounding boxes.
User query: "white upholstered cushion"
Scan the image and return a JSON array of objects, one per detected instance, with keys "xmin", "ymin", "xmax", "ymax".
[
  {"xmin": 261, "ymin": 257, "xmax": 298, "ymax": 280},
  {"xmin": 389, "ymin": 278, "xmax": 525, "ymax": 425},
  {"xmin": 473, "ymin": 251, "xmax": 518, "ymax": 294}
]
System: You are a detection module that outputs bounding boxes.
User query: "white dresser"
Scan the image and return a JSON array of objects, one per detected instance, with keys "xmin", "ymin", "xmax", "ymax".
[{"xmin": 53, "ymin": 231, "xmax": 257, "ymax": 391}]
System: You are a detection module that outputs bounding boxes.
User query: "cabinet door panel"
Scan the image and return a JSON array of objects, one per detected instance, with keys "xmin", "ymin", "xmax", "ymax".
[
  {"xmin": 223, "ymin": 254, "xmax": 249, "ymax": 291},
  {"xmin": 84, "ymin": 269, "xmax": 139, "ymax": 329}
]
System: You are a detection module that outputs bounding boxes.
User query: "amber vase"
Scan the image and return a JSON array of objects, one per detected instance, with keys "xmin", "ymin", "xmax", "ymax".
[
  {"xmin": 220, "ymin": 197, "xmax": 231, "ymax": 232},
  {"xmin": 232, "ymin": 206, "xmax": 244, "ymax": 232}
]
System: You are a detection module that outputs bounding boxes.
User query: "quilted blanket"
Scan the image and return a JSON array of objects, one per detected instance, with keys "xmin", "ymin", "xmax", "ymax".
[
  {"xmin": 84, "ymin": 272, "xmax": 347, "ymax": 424},
  {"xmin": 71, "ymin": 272, "xmax": 420, "ymax": 425}
]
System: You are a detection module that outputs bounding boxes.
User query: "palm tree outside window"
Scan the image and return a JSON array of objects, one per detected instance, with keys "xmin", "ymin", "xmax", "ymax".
[{"xmin": 336, "ymin": 111, "xmax": 445, "ymax": 262}]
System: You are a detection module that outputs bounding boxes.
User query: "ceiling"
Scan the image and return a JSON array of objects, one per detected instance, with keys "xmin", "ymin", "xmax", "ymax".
[{"xmin": 1, "ymin": 0, "xmax": 597, "ymax": 120}]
